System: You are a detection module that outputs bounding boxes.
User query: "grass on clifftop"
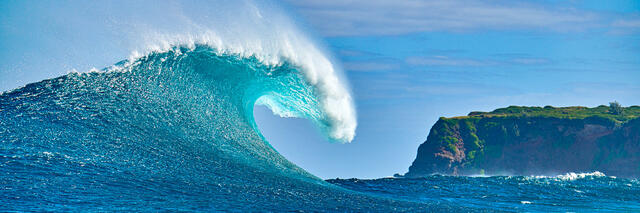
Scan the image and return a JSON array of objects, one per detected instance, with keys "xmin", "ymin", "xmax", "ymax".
[{"xmin": 460, "ymin": 104, "xmax": 640, "ymax": 124}]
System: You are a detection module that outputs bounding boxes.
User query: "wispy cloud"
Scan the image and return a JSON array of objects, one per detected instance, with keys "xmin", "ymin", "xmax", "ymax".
[
  {"xmin": 404, "ymin": 83, "xmax": 516, "ymax": 96},
  {"xmin": 343, "ymin": 61, "xmax": 400, "ymax": 71},
  {"xmin": 406, "ymin": 56, "xmax": 495, "ymax": 66},
  {"xmin": 340, "ymin": 55, "xmax": 551, "ymax": 73},
  {"xmin": 405, "ymin": 55, "xmax": 551, "ymax": 67},
  {"xmin": 284, "ymin": 0, "xmax": 602, "ymax": 36},
  {"xmin": 337, "ymin": 49, "xmax": 381, "ymax": 57},
  {"xmin": 612, "ymin": 18, "xmax": 640, "ymax": 28},
  {"xmin": 610, "ymin": 17, "xmax": 640, "ymax": 34},
  {"xmin": 509, "ymin": 57, "xmax": 551, "ymax": 65}
]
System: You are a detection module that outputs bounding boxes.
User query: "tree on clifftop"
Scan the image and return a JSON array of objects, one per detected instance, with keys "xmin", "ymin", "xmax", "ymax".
[{"xmin": 609, "ymin": 101, "xmax": 623, "ymax": 115}]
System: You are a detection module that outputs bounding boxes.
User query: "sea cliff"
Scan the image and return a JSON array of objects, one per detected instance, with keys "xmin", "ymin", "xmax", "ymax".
[{"xmin": 405, "ymin": 105, "xmax": 640, "ymax": 178}]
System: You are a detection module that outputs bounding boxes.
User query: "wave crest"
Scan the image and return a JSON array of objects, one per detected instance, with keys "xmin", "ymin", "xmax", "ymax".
[
  {"xmin": 132, "ymin": 40, "xmax": 356, "ymax": 142},
  {"xmin": 125, "ymin": 3, "xmax": 356, "ymax": 142}
]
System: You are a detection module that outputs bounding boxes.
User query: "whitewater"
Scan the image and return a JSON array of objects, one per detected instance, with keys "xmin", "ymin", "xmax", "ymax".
[{"xmin": 1, "ymin": 0, "xmax": 639, "ymax": 211}]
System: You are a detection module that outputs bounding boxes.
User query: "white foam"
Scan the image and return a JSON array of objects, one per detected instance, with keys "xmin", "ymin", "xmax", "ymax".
[
  {"xmin": 533, "ymin": 171, "xmax": 607, "ymax": 181},
  {"xmin": 556, "ymin": 171, "xmax": 607, "ymax": 181}
]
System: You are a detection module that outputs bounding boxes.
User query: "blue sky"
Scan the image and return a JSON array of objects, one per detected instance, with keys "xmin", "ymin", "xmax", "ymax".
[{"xmin": 2, "ymin": 0, "xmax": 639, "ymax": 179}]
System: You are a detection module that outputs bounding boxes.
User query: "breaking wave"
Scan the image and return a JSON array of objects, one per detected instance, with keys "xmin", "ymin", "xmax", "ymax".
[{"xmin": 0, "ymin": 44, "xmax": 438, "ymax": 211}]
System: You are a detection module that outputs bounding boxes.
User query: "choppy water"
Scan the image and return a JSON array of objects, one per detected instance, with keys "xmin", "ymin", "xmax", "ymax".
[{"xmin": 330, "ymin": 172, "xmax": 640, "ymax": 212}]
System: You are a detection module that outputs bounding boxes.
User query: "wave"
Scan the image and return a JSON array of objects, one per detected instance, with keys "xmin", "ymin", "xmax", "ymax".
[
  {"xmin": 126, "ymin": 33, "xmax": 357, "ymax": 143},
  {"xmin": 125, "ymin": 40, "xmax": 356, "ymax": 143},
  {"xmin": 0, "ymin": 44, "xmax": 447, "ymax": 211},
  {"xmin": 1, "ymin": 44, "xmax": 323, "ymax": 181}
]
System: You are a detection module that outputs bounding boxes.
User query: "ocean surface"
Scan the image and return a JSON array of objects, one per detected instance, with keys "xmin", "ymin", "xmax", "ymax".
[
  {"xmin": 1, "ymin": 44, "xmax": 638, "ymax": 212},
  {"xmin": 330, "ymin": 172, "xmax": 640, "ymax": 212}
]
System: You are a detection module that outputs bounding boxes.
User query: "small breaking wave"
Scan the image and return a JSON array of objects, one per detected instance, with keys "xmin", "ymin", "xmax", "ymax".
[{"xmin": 533, "ymin": 171, "xmax": 610, "ymax": 181}]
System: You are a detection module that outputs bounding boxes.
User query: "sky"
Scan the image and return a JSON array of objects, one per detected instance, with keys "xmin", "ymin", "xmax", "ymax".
[
  {"xmin": 2, "ymin": 0, "xmax": 640, "ymax": 179},
  {"xmin": 259, "ymin": 0, "xmax": 640, "ymax": 179}
]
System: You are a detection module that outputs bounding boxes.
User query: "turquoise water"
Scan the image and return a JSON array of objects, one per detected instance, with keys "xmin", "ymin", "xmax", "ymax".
[{"xmin": 1, "ymin": 45, "xmax": 638, "ymax": 212}]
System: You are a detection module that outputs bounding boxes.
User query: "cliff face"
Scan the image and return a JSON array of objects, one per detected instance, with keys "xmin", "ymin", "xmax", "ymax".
[{"xmin": 405, "ymin": 106, "xmax": 640, "ymax": 178}]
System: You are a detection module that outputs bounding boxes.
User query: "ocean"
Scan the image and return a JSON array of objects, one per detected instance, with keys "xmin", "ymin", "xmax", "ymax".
[{"xmin": 1, "ymin": 45, "xmax": 639, "ymax": 212}]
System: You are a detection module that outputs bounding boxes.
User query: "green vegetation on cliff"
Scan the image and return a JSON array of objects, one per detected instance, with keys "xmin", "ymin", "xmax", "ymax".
[
  {"xmin": 467, "ymin": 105, "xmax": 640, "ymax": 124},
  {"xmin": 407, "ymin": 105, "xmax": 640, "ymax": 178}
]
